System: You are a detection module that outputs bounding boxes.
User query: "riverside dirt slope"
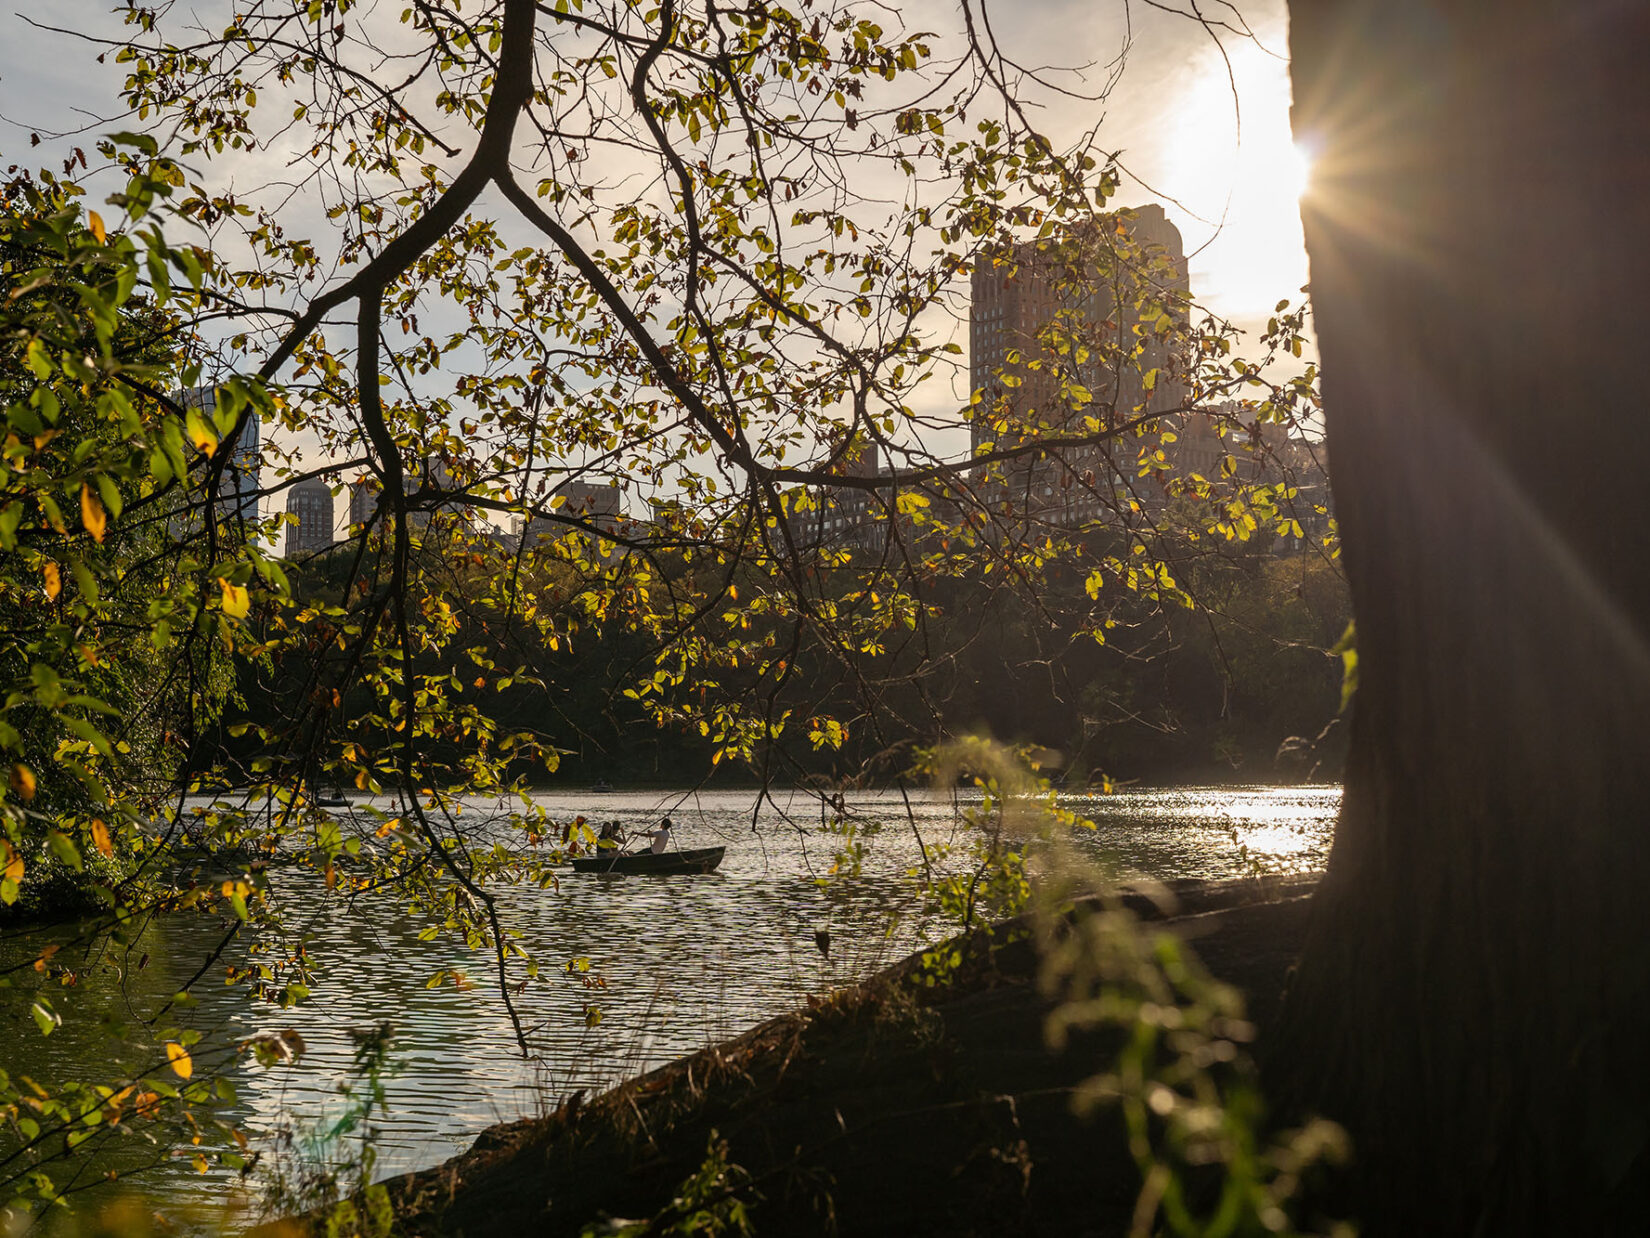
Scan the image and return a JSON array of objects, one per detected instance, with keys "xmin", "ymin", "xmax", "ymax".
[{"xmin": 381, "ymin": 877, "xmax": 1318, "ymax": 1237}]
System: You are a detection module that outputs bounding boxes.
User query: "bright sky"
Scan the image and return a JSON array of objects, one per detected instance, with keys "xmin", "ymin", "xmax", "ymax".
[
  {"xmin": 0, "ymin": 0, "xmax": 1309, "ymax": 502},
  {"xmin": 970, "ymin": 0, "xmax": 1308, "ymax": 326},
  {"xmin": 0, "ymin": 0, "xmax": 1305, "ymax": 317}
]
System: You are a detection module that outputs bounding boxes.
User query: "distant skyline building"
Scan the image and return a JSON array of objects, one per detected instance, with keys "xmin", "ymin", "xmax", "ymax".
[
  {"xmin": 968, "ymin": 204, "xmax": 1191, "ymax": 525},
  {"xmin": 969, "ymin": 205, "xmax": 1190, "ymax": 451},
  {"xmin": 348, "ymin": 476, "xmax": 380, "ymax": 529},
  {"xmin": 284, "ymin": 476, "xmax": 335, "ymax": 556},
  {"xmin": 518, "ymin": 478, "xmax": 625, "ymax": 547},
  {"xmin": 1160, "ymin": 404, "xmax": 1331, "ymax": 547},
  {"xmin": 178, "ymin": 385, "xmax": 261, "ymax": 524},
  {"xmin": 346, "ymin": 461, "xmax": 472, "ymax": 536},
  {"xmin": 801, "ymin": 437, "xmax": 884, "ymax": 552}
]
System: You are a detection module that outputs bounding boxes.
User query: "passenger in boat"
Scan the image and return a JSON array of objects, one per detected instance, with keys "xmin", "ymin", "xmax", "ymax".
[
  {"xmin": 647, "ymin": 816, "xmax": 674, "ymax": 855},
  {"xmin": 597, "ymin": 819, "xmax": 626, "ymax": 849}
]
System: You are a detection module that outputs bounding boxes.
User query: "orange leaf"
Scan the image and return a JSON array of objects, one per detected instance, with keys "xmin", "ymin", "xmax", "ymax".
[
  {"xmin": 80, "ymin": 483, "xmax": 107, "ymax": 543},
  {"xmin": 10, "ymin": 764, "xmax": 36, "ymax": 802},
  {"xmin": 43, "ymin": 563, "xmax": 61, "ymax": 601},
  {"xmin": 91, "ymin": 819, "xmax": 113, "ymax": 857},
  {"xmin": 87, "ymin": 210, "xmax": 106, "ymax": 243}
]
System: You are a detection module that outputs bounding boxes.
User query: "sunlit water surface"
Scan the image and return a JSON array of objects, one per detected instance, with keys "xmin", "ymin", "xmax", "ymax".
[{"xmin": 0, "ymin": 784, "xmax": 1337, "ymax": 1212}]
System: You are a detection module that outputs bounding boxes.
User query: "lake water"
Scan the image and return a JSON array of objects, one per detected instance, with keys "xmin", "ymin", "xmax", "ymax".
[{"xmin": 0, "ymin": 784, "xmax": 1338, "ymax": 1215}]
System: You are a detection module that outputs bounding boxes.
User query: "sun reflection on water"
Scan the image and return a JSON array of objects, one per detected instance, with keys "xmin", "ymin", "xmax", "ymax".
[{"xmin": 0, "ymin": 783, "xmax": 1339, "ymax": 1207}]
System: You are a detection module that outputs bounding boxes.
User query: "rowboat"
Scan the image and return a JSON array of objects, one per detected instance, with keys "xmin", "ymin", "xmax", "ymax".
[{"xmin": 570, "ymin": 846, "xmax": 725, "ymax": 876}]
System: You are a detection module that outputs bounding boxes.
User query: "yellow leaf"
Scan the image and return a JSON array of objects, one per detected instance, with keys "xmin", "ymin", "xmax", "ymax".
[
  {"xmin": 91, "ymin": 819, "xmax": 113, "ymax": 858},
  {"xmin": 80, "ymin": 483, "xmax": 107, "ymax": 543},
  {"xmin": 43, "ymin": 562, "xmax": 61, "ymax": 600},
  {"xmin": 10, "ymin": 764, "xmax": 36, "ymax": 802},
  {"xmin": 185, "ymin": 409, "xmax": 219, "ymax": 456},
  {"xmin": 165, "ymin": 1042, "xmax": 193, "ymax": 1080},
  {"xmin": 220, "ymin": 580, "xmax": 250, "ymax": 619},
  {"xmin": 2, "ymin": 840, "xmax": 23, "ymax": 882},
  {"xmin": 87, "ymin": 210, "xmax": 106, "ymax": 243}
]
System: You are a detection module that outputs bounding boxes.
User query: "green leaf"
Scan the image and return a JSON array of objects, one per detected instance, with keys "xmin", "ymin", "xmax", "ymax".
[
  {"xmin": 107, "ymin": 131, "xmax": 160, "ymax": 156},
  {"xmin": 1330, "ymin": 620, "xmax": 1358, "ymax": 713},
  {"xmin": 94, "ymin": 473, "xmax": 123, "ymax": 520},
  {"xmin": 0, "ymin": 503, "xmax": 23, "ymax": 550},
  {"xmin": 71, "ymin": 559, "xmax": 100, "ymax": 605},
  {"xmin": 31, "ymin": 1001, "xmax": 60, "ymax": 1036},
  {"xmin": 24, "ymin": 339, "xmax": 52, "ymax": 380},
  {"xmin": 46, "ymin": 831, "xmax": 84, "ymax": 872}
]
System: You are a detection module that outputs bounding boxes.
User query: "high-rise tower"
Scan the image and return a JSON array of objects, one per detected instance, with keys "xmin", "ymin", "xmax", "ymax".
[
  {"xmin": 177, "ymin": 386, "xmax": 262, "ymax": 522},
  {"xmin": 969, "ymin": 204, "xmax": 1190, "ymax": 457},
  {"xmin": 284, "ymin": 477, "xmax": 335, "ymax": 556}
]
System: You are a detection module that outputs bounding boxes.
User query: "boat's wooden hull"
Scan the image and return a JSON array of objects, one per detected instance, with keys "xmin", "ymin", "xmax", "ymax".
[{"xmin": 570, "ymin": 846, "xmax": 725, "ymax": 875}]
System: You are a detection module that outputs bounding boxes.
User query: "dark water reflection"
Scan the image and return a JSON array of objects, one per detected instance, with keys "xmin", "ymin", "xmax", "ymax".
[{"xmin": 0, "ymin": 784, "xmax": 1338, "ymax": 1210}]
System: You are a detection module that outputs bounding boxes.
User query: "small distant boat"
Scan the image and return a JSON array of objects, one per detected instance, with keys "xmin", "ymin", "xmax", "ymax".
[
  {"xmin": 309, "ymin": 780, "xmax": 350, "ymax": 808},
  {"xmin": 591, "ymin": 778, "xmax": 613, "ymax": 793},
  {"xmin": 570, "ymin": 846, "xmax": 725, "ymax": 876}
]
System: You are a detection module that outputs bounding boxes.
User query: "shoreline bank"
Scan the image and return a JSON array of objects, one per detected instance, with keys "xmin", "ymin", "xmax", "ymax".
[{"xmin": 378, "ymin": 874, "xmax": 1319, "ymax": 1236}]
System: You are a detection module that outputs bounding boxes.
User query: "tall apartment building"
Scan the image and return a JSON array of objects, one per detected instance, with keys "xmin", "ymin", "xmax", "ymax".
[
  {"xmin": 968, "ymin": 205, "xmax": 1190, "ymax": 523},
  {"xmin": 801, "ymin": 438, "xmax": 881, "ymax": 552},
  {"xmin": 178, "ymin": 385, "xmax": 261, "ymax": 524},
  {"xmin": 970, "ymin": 205, "xmax": 1189, "ymax": 445},
  {"xmin": 348, "ymin": 476, "xmax": 380, "ymax": 530},
  {"xmin": 346, "ymin": 461, "xmax": 476, "ymax": 538},
  {"xmin": 518, "ymin": 478, "xmax": 625, "ymax": 543},
  {"xmin": 284, "ymin": 476, "xmax": 335, "ymax": 556}
]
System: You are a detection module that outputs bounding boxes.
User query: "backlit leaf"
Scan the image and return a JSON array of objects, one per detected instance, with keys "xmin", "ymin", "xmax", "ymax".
[
  {"xmin": 185, "ymin": 408, "xmax": 219, "ymax": 456},
  {"xmin": 80, "ymin": 483, "xmax": 107, "ymax": 543},
  {"xmin": 32, "ymin": 1002, "xmax": 60, "ymax": 1036},
  {"xmin": 165, "ymin": 1042, "xmax": 193, "ymax": 1079},
  {"xmin": 220, "ymin": 580, "xmax": 250, "ymax": 619},
  {"xmin": 10, "ymin": 764, "xmax": 36, "ymax": 801}
]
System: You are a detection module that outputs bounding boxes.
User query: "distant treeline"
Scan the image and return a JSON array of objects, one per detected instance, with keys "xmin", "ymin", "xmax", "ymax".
[{"xmin": 231, "ymin": 534, "xmax": 1349, "ymax": 793}]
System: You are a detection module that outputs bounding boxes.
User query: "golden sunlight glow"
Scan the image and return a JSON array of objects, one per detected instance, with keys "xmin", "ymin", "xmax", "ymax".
[
  {"xmin": 1153, "ymin": 39, "xmax": 1311, "ymax": 320},
  {"xmin": 1280, "ymin": 140, "xmax": 1314, "ymax": 206}
]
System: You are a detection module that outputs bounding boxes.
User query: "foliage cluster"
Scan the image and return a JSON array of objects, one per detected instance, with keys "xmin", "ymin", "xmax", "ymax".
[{"xmin": 1040, "ymin": 887, "xmax": 1351, "ymax": 1237}]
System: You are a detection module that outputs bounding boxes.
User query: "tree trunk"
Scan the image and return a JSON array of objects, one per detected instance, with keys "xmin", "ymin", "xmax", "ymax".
[{"xmin": 1277, "ymin": 2, "xmax": 1650, "ymax": 1231}]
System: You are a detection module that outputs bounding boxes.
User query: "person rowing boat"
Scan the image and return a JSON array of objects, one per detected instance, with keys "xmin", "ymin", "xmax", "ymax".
[{"xmin": 643, "ymin": 816, "xmax": 674, "ymax": 855}]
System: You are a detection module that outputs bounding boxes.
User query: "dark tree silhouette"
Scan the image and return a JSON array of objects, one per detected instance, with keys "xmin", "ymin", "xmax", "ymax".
[{"xmin": 1279, "ymin": 1, "xmax": 1650, "ymax": 1230}]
